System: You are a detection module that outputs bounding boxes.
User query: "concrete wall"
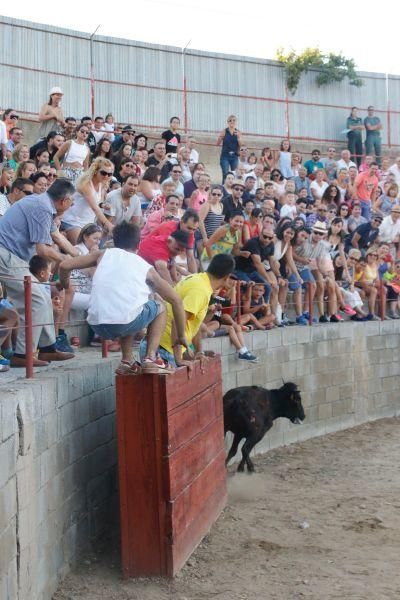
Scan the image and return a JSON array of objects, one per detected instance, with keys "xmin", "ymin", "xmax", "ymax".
[
  {"xmin": 1, "ymin": 320, "xmax": 400, "ymax": 598},
  {"xmin": 0, "ymin": 353, "xmax": 119, "ymax": 600}
]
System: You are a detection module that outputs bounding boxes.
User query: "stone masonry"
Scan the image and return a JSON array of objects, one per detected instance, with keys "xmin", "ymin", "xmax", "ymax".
[{"xmin": 1, "ymin": 321, "xmax": 400, "ymax": 598}]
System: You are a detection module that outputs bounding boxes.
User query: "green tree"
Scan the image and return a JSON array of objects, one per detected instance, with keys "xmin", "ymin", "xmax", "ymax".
[{"xmin": 276, "ymin": 47, "xmax": 363, "ymax": 94}]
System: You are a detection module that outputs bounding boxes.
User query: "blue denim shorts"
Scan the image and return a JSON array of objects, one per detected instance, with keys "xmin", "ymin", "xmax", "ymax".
[
  {"xmin": 288, "ymin": 268, "xmax": 315, "ymax": 291},
  {"xmin": 60, "ymin": 221, "xmax": 80, "ymax": 232},
  {"xmin": 90, "ymin": 299, "xmax": 161, "ymax": 340},
  {"xmin": 0, "ymin": 298, "xmax": 14, "ymax": 316}
]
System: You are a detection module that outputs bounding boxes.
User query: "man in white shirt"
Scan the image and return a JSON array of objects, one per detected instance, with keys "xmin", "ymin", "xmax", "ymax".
[
  {"xmin": 388, "ymin": 157, "xmax": 400, "ymax": 186},
  {"xmin": 378, "ymin": 205, "xmax": 400, "ymax": 246},
  {"xmin": 336, "ymin": 149, "xmax": 357, "ymax": 172},
  {"xmin": 59, "ymin": 221, "xmax": 189, "ymax": 375},
  {"xmin": 183, "ymin": 136, "xmax": 199, "ymax": 164},
  {"xmin": 105, "ymin": 175, "xmax": 142, "ymax": 226}
]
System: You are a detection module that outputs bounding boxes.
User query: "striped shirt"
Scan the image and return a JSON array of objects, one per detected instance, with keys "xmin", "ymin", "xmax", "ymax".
[{"xmin": 0, "ymin": 192, "xmax": 56, "ymax": 262}]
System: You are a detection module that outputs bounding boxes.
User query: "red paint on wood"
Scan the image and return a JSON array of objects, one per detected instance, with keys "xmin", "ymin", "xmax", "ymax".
[{"xmin": 116, "ymin": 356, "xmax": 226, "ymax": 578}]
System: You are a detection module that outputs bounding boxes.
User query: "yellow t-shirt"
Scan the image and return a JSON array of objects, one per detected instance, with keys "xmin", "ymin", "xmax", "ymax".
[{"xmin": 160, "ymin": 272, "xmax": 213, "ymax": 354}]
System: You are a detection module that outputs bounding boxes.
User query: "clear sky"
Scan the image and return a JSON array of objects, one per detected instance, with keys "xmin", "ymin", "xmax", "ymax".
[{"xmin": 1, "ymin": 0, "xmax": 397, "ymax": 76}]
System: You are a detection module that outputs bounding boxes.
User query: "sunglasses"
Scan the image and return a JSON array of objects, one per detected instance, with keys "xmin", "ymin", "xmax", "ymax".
[
  {"xmin": 233, "ymin": 187, "xmax": 244, "ymax": 192},
  {"xmin": 99, "ymin": 170, "xmax": 113, "ymax": 177},
  {"xmin": 373, "ymin": 218, "xmax": 382, "ymax": 223},
  {"xmin": 47, "ymin": 173, "xmax": 57, "ymax": 179},
  {"xmin": 211, "ymin": 192, "xmax": 222, "ymax": 197},
  {"xmin": 79, "ymin": 130, "xmax": 89, "ymax": 135},
  {"xmin": 262, "ymin": 235, "xmax": 274, "ymax": 240},
  {"xmin": 22, "ymin": 190, "xmax": 32, "ymax": 195},
  {"xmin": 10, "ymin": 115, "xmax": 19, "ymax": 120},
  {"xmin": 172, "ymin": 170, "xmax": 182, "ymax": 174},
  {"xmin": 313, "ymin": 231, "xmax": 325, "ymax": 236}
]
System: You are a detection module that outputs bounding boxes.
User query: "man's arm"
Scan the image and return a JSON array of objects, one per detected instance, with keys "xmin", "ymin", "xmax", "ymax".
[
  {"xmin": 351, "ymin": 232, "xmax": 361, "ymax": 249},
  {"xmin": 146, "ymin": 267, "xmax": 187, "ymax": 347},
  {"xmin": 268, "ymin": 255, "xmax": 284, "ymax": 280},
  {"xmin": 58, "ymin": 250, "xmax": 103, "ymax": 288},
  {"xmin": 154, "ymin": 259, "xmax": 174, "ymax": 284},
  {"xmin": 250, "ymin": 254, "xmax": 272, "ymax": 281},
  {"xmin": 35, "ymin": 243, "xmax": 66, "ymax": 265},
  {"xmin": 186, "ymin": 249, "xmax": 197, "ymax": 274},
  {"xmin": 51, "ymin": 230, "xmax": 80, "ymax": 257}
]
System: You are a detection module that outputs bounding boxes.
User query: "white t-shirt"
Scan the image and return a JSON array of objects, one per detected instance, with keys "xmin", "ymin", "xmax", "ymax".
[
  {"xmin": 280, "ymin": 204, "xmax": 297, "ymax": 219},
  {"xmin": 0, "ymin": 121, "xmax": 7, "ymax": 146},
  {"xmin": 88, "ymin": 248, "xmax": 151, "ymax": 325},
  {"xmin": 336, "ymin": 159, "xmax": 357, "ymax": 171},
  {"xmin": 189, "ymin": 148, "xmax": 199, "ymax": 164},
  {"xmin": 378, "ymin": 215, "xmax": 400, "ymax": 244},
  {"xmin": 310, "ymin": 180, "xmax": 329, "ymax": 199},
  {"xmin": 105, "ymin": 189, "xmax": 142, "ymax": 225},
  {"xmin": 388, "ymin": 164, "xmax": 400, "ymax": 186},
  {"xmin": 0, "ymin": 193, "xmax": 10, "ymax": 216}
]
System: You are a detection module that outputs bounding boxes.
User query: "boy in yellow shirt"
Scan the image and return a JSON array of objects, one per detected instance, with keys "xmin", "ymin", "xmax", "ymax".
[{"xmin": 154, "ymin": 254, "xmax": 236, "ymax": 369}]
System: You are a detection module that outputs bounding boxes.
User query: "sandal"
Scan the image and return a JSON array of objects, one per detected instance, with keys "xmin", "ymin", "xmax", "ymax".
[
  {"xmin": 141, "ymin": 356, "xmax": 175, "ymax": 374},
  {"xmin": 115, "ymin": 360, "xmax": 142, "ymax": 376}
]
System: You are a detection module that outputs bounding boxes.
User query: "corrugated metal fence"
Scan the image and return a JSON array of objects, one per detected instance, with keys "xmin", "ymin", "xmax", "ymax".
[{"xmin": 1, "ymin": 15, "xmax": 400, "ymax": 148}]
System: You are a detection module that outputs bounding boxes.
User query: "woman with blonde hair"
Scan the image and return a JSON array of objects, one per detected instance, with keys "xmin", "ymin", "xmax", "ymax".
[
  {"xmin": 8, "ymin": 143, "xmax": 30, "ymax": 171},
  {"xmin": 15, "ymin": 160, "xmax": 36, "ymax": 179},
  {"xmin": 61, "ymin": 157, "xmax": 114, "ymax": 244}
]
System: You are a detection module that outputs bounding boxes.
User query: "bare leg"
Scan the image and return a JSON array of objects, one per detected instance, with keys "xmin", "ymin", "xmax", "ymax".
[
  {"xmin": 145, "ymin": 307, "xmax": 167, "ymax": 358},
  {"xmin": 120, "ymin": 335, "xmax": 134, "ymax": 362}
]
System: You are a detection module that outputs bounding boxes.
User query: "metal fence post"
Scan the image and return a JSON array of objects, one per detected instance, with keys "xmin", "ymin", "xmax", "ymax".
[{"xmin": 24, "ymin": 275, "xmax": 34, "ymax": 378}]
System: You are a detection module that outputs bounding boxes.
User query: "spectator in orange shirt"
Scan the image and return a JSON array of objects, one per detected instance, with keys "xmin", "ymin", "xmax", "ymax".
[{"xmin": 355, "ymin": 162, "xmax": 379, "ymax": 221}]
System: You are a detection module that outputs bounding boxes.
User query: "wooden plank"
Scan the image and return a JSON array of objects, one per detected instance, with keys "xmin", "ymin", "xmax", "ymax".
[
  {"xmin": 165, "ymin": 450, "xmax": 227, "ymax": 575},
  {"xmin": 162, "ymin": 382, "xmax": 223, "ymax": 454},
  {"xmin": 168, "ymin": 483, "xmax": 227, "ymax": 576},
  {"xmin": 166, "ymin": 449, "xmax": 227, "ymax": 540},
  {"xmin": 165, "ymin": 415, "xmax": 225, "ymax": 500},
  {"xmin": 116, "ymin": 375, "xmax": 167, "ymax": 577},
  {"xmin": 164, "ymin": 356, "xmax": 221, "ymax": 412}
]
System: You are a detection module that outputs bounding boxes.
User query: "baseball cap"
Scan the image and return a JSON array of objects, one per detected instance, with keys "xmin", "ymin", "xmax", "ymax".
[{"xmin": 122, "ymin": 125, "xmax": 135, "ymax": 133}]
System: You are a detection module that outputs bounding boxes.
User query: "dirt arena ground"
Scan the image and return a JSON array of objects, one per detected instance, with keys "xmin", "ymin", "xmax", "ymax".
[{"xmin": 54, "ymin": 418, "xmax": 400, "ymax": 600}]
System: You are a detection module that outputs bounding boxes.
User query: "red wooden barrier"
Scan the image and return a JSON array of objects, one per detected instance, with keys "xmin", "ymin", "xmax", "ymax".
[{"xmin": 116, "ymin": 356, "xmax": 226, "ymax": 577}]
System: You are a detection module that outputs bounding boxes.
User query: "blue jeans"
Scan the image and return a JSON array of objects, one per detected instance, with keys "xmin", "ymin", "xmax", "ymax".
[
  {"xmin": 360, "ymin": 200, "xmax": 372, "ymax": 221},
  {"xmin": 288, "ymin": 268, "xmax": 315, "ymax": 291},
  {"xmin": 220, "ymin": 152, "xmax": 238, "ymax": 182},
  {"xmin": 90, "ymin": 299, "xmax": 160, "ymax": 340},
  {"xmin": 234, "ymin": 269, "xmax": 272, "ymax": 301}
]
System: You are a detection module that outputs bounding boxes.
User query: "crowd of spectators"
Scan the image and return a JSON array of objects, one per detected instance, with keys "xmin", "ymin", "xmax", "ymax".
[{"xmin": 1, "ymin": 90, "xmax": 399, "ymax": 374}]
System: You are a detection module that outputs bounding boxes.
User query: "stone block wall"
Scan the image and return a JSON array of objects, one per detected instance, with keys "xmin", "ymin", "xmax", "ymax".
[
  {"xmin": 202, "ymin": 320, "xmax": 400, "ymax": 457},
  {"xmin": 0, "ymin": 353, "xmax": 119, "ymax": 600},
  {"xmin": 1, "ymin": 320, "xmax": 400, "ymax": 598}
]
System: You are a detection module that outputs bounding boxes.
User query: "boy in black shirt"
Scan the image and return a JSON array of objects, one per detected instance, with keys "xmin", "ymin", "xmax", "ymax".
[{"xmin": 162, "ymin": 117, "xmax": 181, "ymax": 156}]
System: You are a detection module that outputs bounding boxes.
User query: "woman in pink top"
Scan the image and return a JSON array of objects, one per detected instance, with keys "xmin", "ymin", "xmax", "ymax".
[{"xmin": 189, "ymin": 174, "xmax": 210, "ymax": 211}]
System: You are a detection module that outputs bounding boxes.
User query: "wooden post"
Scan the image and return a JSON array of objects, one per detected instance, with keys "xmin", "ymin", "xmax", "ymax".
[{"xmin": 116, "ymin": 356, "xmax": 226, "ymax": 577}]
